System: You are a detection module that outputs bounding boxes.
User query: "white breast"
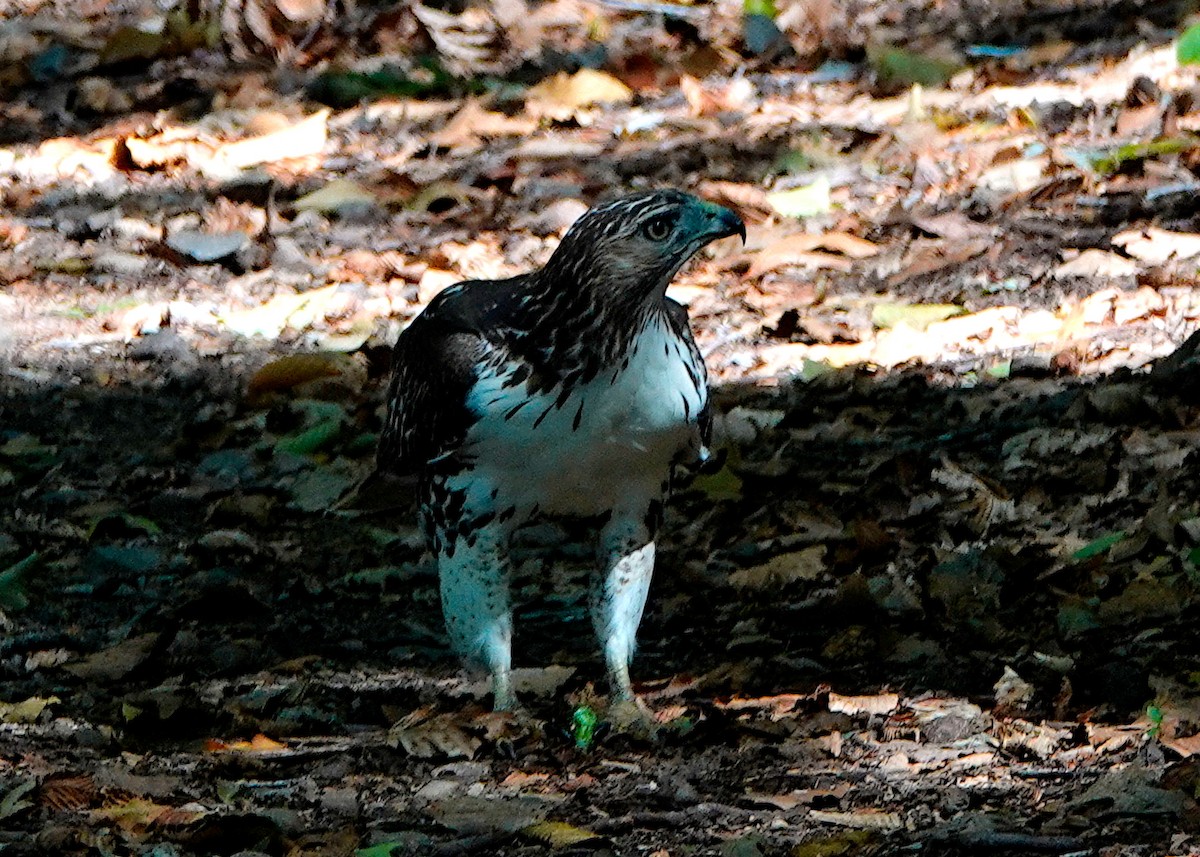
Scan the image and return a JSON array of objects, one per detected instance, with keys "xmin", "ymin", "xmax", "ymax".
[{"xmin": 459, "ymin": 315, "xmax": 705, "ymax": 518}]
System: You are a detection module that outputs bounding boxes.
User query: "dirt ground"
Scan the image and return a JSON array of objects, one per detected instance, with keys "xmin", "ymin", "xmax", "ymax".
[{"xmin": 3, "ymin": 1, "xmax": 1200, "ymax": 855}]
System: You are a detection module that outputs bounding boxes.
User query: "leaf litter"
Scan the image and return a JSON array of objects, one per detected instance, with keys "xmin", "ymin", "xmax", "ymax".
[{"xmin": 2, "ymin": 0, "xmax": 1200, "ymax": 855}]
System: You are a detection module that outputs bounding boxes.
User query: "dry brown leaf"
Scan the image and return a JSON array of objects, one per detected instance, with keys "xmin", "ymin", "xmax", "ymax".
[
  {"xmin": 716, "ymin": 693, "xmax": 806, "ymax": 720},
  {"xmin": 246, "ymin": 352, "xmax": 349, "ymax": 399},
  {"xmin": 276, "ymin": 0, "xmax": 327, "ymax": 22},
  {"xmin": 208, "ymin": 109, "xmax": 329, "ymax": 174},
  {"xmin": 512, "ymin": 137, "xmax": 606, "ymax": 160},
  {"xmin": 430, "ymin": 99, "xmax": 537, "ymax": 149},
  {"xmin": 220, "ymin": 284, "xmax": 342, "ymax": 340},
  {"xmin": 997, "ymin": 719, "xmax": 1070, "ymax": 758},
  {"xmin": 1112, "ymin": 226, "xmax": 1200, "ymax": 264},
  {"xmin": 413, "ymin": 3, "xmax": 504, "ymax": 73},
  {"xmin": 1113, "ymin": 287, "xmax": 1167, "ymax": 324},
  {"xmin": 827, "ymin": 692, "xmax": 900, "ymax": 717},
  {"xmin": 205, "ymin": 733, "xmax": 287, "ymax": 752},
  {"xmin": 886, "ymin": 238, "xmax": 990, "ymax": 286},
  {"xmin": 746, "ymin": 232, "xmax": 878, "ymax": 277},
  {"xmin": 293, "ymin": 179, "xmax": 378, "ymax": 214},
  {"xmin": 809, "ymin": 809, "xmax": 903, "ymax": 830},
  {"xmin": 1162, "ymin": 732, "xmax": 1200, "ymax": 758},
  {"xmin": 697, "ymin": 181, "xmax": 774, "ymax": 216},
  {"xmin": 91, "ymin": 797, "xmax": 172, "ymax": 834},
  {"xmin": 65, "ymin": 634, "xmax": 159, "ymax": 682},
  {"xmin": 729, "ymin": 545, "xmax": 825, "ymax": 589},
  {"xmin": 526, "ymin": 69, "xmax": 632, "ymax": 119},
  {"xmin": 909, "ymin": 212, "xmax": 993, "ymax": 242},
  {"xmin": 500, "ymin": 771, "xmax": 551, "ymax": 788},
  {"xmin": 40, "ymin": 775, "xmax": 97, "ymax": 812},
  {"xmin": 124, "ymin": 131, "xmax": 214, "ymax": 170},
  {"xmin": 1053, "ymin": 249, "xmax": 1137, "ymax": 280},
  {"xmin": 390, "ymin": 709, "xmax": 481, "ymax": 759},
  {"xmin": 745, "ymin": 792, "xmax": 805, "ymax": 810}
]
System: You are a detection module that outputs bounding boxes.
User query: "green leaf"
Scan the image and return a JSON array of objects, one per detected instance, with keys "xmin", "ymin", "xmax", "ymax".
[
  {"xmin": 571, "ymin": 706, "xmax": 599, "ymax": 750},
  {"xmin": 356, "ymin": 845, "xmax": 400, "ymax": 857},
  {"xmin": 87, "ymin": 512, "xmax": 161, "ymax": 540},
  {"xmin": 0, "ymin": 779, "xmax": 36, "ymax": 821},
  {"xmin": 100, "ymin": 27, "xmax": 167, "ymax": 64},
  {"xmin": 766, "ymin": 176, "xmax": 831, "ymax": 218},
  {"xmin": 1179, "ymin": 23, "xmax": 1200, "ymax": 65},
  {"xmin": 522, "ymin": 820, "xmax": 605, "ymax": 847},
  {"xmin": 294, "ymin": 179, "xmax": 377, "ymax": 215},
  {"xmin": 869, "ymin": 44, "xmax": 959, "ymax": 89},
  {"xmin": 985, "ymin": 360, "xmax": 1012, "ymax": 379},
  {"xmin": 0, "ymin": 433, "xmax": 56, "ymax": 464},
  {"xmin": 1064, "ymin": 137, "xmax": 1200, "ymax": 177},
  {"xmin": 0, "ymin": 553, "xmax": 38, "ymax": 612},
  {"xmin": 1073, "ymin": 531, "xmax": 1126, "ymax": 561},
  {"xmin": 0, "ymin": 695, "xmax": 59, "ymax": 724},
  {"xmin": 276, "ymin": 418, "xmax": 343, "ymax": 456},
  {"xmin": 871, "ymin": 302, "xmax": 964, "ymax": 331},
  {"xmin": 691, "ymin": 465, "xmax": 743, "ymax": 501},
  {"xmin": 338, "ymin": 566, "xmax": 418, "ymax": 587},
  {"xmin": 743, "ymin": 0, "xmax": 776, "ymax": 18},
  {"xmin": 799, "ymin": 358, "xmax": 834, "ymax": 382}
]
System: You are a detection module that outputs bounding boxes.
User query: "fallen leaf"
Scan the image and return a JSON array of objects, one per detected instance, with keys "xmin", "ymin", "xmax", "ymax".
[
  {"xmin": 205, "ymin": 733, "xmax": 287, "ymax": 752},
  {"xmin": 39, "ymin": 774, "xmax": 97, "ymax": 812},
  {"xmin": 747, "ymin": 232, "xmax": 876, "ymax": 277},
  {"xmin": 871, "ymin": 302, "xmax": 964, "ymax": 331},
  {"xmin": 809, "ymin": 809, "xmax": 903, "ymax": 830},
  {"xmin": 716, "ymin": 693, "xmax": 807, "ymax": 720},
  {"xmin": 221, "ymin": 284, "xmax": 340, "ymax": 339},
  {"xmin": 294, "ymin": 179, "xmax": 378, "ymax": 215},
  {"xmin": 767, "ymin": 176, "xmax": 831, "ymax": 218},
  {"xmin": 827, "ymin": 692, "xmax": 899, "ymax": 717},
  {"xmin": 1112, "ymin": 226, "xmax": 1200, "ymax": 263},
  {"xmin": 527, "ymin": 69, "xmax": 632, "ymax": 118},
  {"xmin": 165, "ymin": 230, "xmax": 249, "ymax": 263},
  {"xmin": 65, "ymin": 633, "xmax": 159, "ymax": 682},
  {"xmin": 390, "ymin": 710, "xmax": 481, "ymax": 759},
  {"xmin": 0, "ymin": 552, "xmax": 38, "ymax": 611},
  {"xmin": 1163, "ymin": 732, "xmax": 1200, "ymax": 758},
  {"xmin": 729, "ymin": 546, "xmax": 825, "ymax": 589},
  {"xmin": 431, "ymin": 99, "xmax": 538, "ymax": 149},
  {"xmin": 522, "ymin": 820, "xmax": 606, "ymax": 848},
  {"xmin": 0, "ymin": 695, "xmax": 59, "ymax": 724},
  {"xmin": 247, "ymin": 353, "xmax": 349, "ymax": 399},
  {"xmin": 0, "ymin": 780, "xmax": 36, "ymax": 821},
  {"xmin": 207, "ymin": 109, "xmax": 329, "ymax": 176}
]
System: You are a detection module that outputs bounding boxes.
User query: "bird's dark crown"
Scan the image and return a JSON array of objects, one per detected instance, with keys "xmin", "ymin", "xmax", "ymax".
[{"xmin": 534, "ymin": 189, "xmax": 745, "ymax": 309}]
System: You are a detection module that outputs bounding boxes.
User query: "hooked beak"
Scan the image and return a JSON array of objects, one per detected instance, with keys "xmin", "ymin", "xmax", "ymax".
[{"xmin": 701, "ymin": 201, "xmax": 746, "ymax": 245}]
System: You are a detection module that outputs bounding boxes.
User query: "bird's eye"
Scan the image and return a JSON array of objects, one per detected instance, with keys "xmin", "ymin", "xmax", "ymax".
[{"xmin": 641, "ymin": 215, "xmax": 673, "ymax": 241}]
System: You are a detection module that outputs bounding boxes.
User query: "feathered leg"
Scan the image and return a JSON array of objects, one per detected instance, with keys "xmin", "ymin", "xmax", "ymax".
[
  {"xmin": 424, "ymin": 482, "xmax": 517, "ymax": 711},
  {"xmin": 592, "ymin": 508, "xmax": 658, "ymax": 701}
]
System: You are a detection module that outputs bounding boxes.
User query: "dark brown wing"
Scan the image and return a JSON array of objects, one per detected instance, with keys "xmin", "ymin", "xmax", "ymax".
[{"xmin": 377, "ymin": 287, "xmax": 489, "ymax": 476}]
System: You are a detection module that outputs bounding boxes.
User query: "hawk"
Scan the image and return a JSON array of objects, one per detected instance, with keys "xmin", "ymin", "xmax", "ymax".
[{"xmin": 379, "ymin": 190, "xmax": 745, "ymax": 711}]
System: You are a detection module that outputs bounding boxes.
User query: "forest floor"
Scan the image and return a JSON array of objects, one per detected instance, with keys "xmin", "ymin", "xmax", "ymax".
[{"xmin": 2, "ymin": 1, "xmax": 1200, "ymax": 855}]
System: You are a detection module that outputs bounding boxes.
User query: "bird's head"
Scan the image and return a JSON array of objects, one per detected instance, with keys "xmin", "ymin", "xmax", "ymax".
[{"xmin": 541, "ymin": 190, "xmax": 745, "ymax": 306}]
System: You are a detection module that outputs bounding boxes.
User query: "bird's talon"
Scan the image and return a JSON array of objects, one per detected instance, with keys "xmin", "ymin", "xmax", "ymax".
[{"xmin": 606, "ymin": 697, "xmax": 660, "ymax": 740}]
